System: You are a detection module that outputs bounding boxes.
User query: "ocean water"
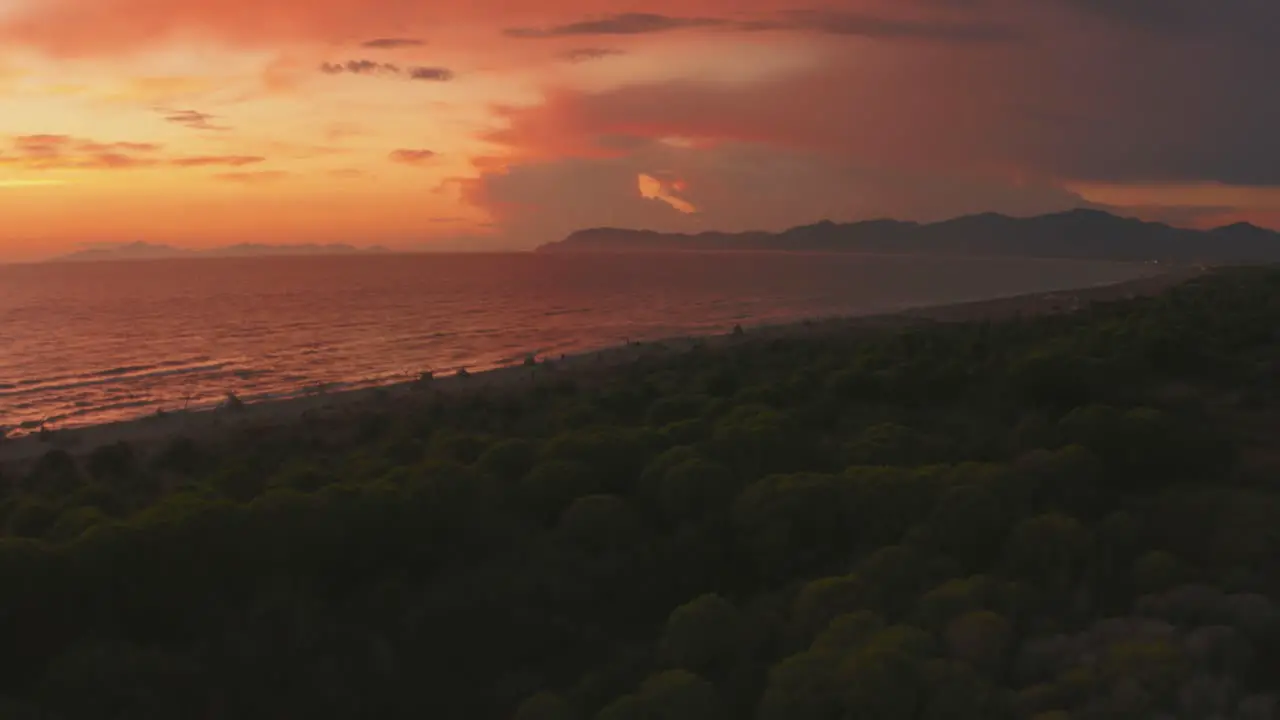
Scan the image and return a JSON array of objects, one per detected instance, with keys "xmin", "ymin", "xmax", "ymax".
[{"xmin": 0, "ymin": 252, "xmax": 1157, "ymax": 433}]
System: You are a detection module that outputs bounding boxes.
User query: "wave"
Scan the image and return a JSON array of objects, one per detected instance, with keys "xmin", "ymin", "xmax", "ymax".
[
  {"xmin": 1, "ymin": 254, "xmax": 1158, "ymax": 435},
  {"xmin": 0, "ymin": 359, "xmax": 243, "ymax": 399}
]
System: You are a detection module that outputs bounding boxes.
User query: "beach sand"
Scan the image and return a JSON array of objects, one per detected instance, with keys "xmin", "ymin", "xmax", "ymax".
[{"xmin": 0, "ymin": 267, "xmax": 1200, "ymax": 469}]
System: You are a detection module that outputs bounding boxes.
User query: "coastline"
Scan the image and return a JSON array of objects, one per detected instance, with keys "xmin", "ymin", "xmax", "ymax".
[{"xmin": 0, "ymin": 267, "xmax": 1201, "ymax": 468}]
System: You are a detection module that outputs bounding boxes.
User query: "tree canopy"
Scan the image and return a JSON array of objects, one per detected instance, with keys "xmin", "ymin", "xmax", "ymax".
[{"xmin": 2, "ymin": 267, "xmax": 1280, "ymax": 719}]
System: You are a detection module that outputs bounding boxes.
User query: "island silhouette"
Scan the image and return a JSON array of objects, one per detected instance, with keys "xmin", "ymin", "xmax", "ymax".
[
  {"xmin": 50, "ymin": 241, "xmax": 390, "ymax": 263},
  {"xmin": 539, "ymin": 208, "xmax": 1280, "ymax": 264}
]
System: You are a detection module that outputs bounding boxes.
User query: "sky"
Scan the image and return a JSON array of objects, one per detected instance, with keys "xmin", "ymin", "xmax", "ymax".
[{"xmin": 0, "ymin": 0, "xmax": 1277, "ymax": 260}]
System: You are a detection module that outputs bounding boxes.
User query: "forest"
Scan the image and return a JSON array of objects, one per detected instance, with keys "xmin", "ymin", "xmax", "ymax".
[{"xmin": 3, "ymin": 267, "xmax": 1280, "ymax": 719}]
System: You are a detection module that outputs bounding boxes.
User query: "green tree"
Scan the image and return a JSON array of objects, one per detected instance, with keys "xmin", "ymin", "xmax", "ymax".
[
  {"xmin": 756, "ymin": 650, "xmax": 841, "ymax": 720},
  {"xmin": 944, "ymin": 610, "xmax": 1012, "ymax": 677},
  {"xmin": 514, "ymin": 691, "xmax": 577, "ymax": 720},
  {"xmin": 922, "ymin": 483, "xmax": 1009, "ymax": 571},
  {"xmin": 558, "ymin": 495, "xmax": 641, "ymax": 550},
  {"xmin": 1133, "ymin": 550, "xmax": 1182, "ymax": 595},
  {"xmin": 810, "ymin": 611, "xmax": 886, "ymax": 654},
  {"xmin": 1005, "ymin": 513, "xmax": 1092, "ymax": 595},
  {"xmin": 596, "ymin": 670, "xmax": 720, "ymax": 720},
  {"xmin": 478, "ymin": 438, "xmax": 538, "ymax": 483},
  {"xmin": 790, "ymin": 575, "xmax": 866, "ymax": 648},
  {"xmin": 640, "ymin": 456, "xmax": 738, "ymax": 523},
  {"xmin": 731, "ymin": 474, "xmax": 849, "ymax": 580},
  {"xmin": 659, "ymin": 594, "xmax": 742, "ymax": 675}
]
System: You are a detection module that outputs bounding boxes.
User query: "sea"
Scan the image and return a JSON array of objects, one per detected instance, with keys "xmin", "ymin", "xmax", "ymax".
[{"xmin": 0, "ymin": 252, "xmax": 1159, "ymax": 433}]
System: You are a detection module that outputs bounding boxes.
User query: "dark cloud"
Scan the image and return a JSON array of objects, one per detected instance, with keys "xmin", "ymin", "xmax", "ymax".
[
  {"xmin": 388, "ymin": 149, "xmax": 438, "ymax": 166},
  {"xmin": 361, "ymin": 37, "xmax": 425, "ymax": 49},
  {"xmin": 505, "ymin": 10, "xmax": 1016, "ymax": 42},
  {"xmin": 1055, "ymin": 0, "xmax": 1280, "ymax": 40},
  {"xmin": 482, "ymin": 18, "xmax": 1280, "ymax": 188},
  {"xmin": 407, "ymin": 66, "xmax": 454, "ymax": 81},
  {"xmin": 560, "ymin": 47, "xmax": 626, "ymax": 63},
  {"xmin": 504, "ymin": 13, "xmax": 728, "ymax": 38},
  {"xmin": 461, "ymin": 142, "xmax": 1090, "ymax": 248},
  {"xmin": 1093, "ymin": 203, "xmax": 1241, "ymax": 229},
  {"xmin": 161, "ymin": 109, "xmax": 228, "ymax": 131},
  {"xmin": 741, "ymin": 9, "xmax": 1020, "ymax": 42},
  {"xmin": 319, "ymin": 60, "xmax": 454, "ymax": 82},
  {"xmin": 319, "ymin": 59, "xmax": 400, "ymax": 76}
]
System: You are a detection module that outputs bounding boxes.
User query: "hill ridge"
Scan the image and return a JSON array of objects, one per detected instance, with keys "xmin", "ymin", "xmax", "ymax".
[{"xmin": 538, "ymin": 209, "xmax": 1280, "ymax": 263}]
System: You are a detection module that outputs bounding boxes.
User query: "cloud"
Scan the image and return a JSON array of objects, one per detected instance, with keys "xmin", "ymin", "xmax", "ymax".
[
  {"xmin": 477, "ymin": 23, "xmax": 1280, "ymax": 187},
  {"xmin": 0, "ymin": 178, "xmax": 67, "ymax": 188},
  {"xmin": 0, "ymin": 0, "xmax": 1262, "ymax": 58},
  {"xmin": 1055, "ymin": 0, "xmax": 1279, "ymax": 42},
  {"xmin": 1, "ymin": 136, "xmax": 272, "ymax": 172},
  {"xmin": 638, "ymin": 172, "xmax": 697, "ymax": 213},
  {"xmin": 319, "ymin": 60, "xmax": 454, "ymax": 82},
  {"xmin": 161, "ymin": 109, "xmax": 228, "ymax": 131},
  {"xmin": 320, "ymin": 59, "xmax": 400, "ymax": 76},
  {"xmin": 389, "ymin": 149, "xmax": 438, "ymax": 166},
  {"xmin": 214, "ymin": 170, "xmax": 291, "ymax": 184},
  {"xmin": 560, "ymin": 47, "xmax": 625, "ymax": 63},
  {"xmin": 328, "ymin": 168, "xmax": 369, "ymax": 179},
  {"xmin": 504, "ymin": 13, "xmax": 728, "ymax": 38},
  {"xmin": 458, "ymin": 19, "xmax": 1279, "ymax": 242},
  {"xmin": 169, "ymin": 155, "xmax": 266, "ymax": 167},
  {"xmin": 1, "ymin": 0, "xmax": 1275, "ymax": 236},
  {"xmin": 324, "ymin": 122, "xmax": 368, "ymax": 142},
  {"xmin": 406, "ymin": 66, "xmax": 454, "ymax": 81},
  {"xmin": 11, "ymin": 134, "xmax": 76, "ymax": 155},
  {"xmin": 361, "ymin": 37, "xmax": 425, "ymax": 49},
  {"xmin": 738, "ymin": 9, "xmax": 1020, "ymax": 42},
  {"xmin": 0, "ymin": 134, "xmax": 163, "ymax": 170},
  {"xmin": 460, "ymin": 141, "xmax": 1092, "ymax": 247},
  {"xmin": 78, "ymin": 140, "xmax": 163, "ymax": 153},
  {"xmin": 504, "ymin": 9, "xmax": 1016, "ymax": 42}
]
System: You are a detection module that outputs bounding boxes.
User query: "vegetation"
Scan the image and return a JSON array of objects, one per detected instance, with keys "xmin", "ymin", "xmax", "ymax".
[{"xmin": 3, "ymin": 267, "xmax": 1280, "ymax": 719}]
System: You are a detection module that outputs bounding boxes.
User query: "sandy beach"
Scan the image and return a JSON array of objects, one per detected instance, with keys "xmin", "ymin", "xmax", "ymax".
[{"xmin": 0, "ymin": 267, "xmax": 1200, "ymax": 469}]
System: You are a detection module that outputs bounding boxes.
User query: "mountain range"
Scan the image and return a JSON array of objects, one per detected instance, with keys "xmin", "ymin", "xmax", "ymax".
[
  {"xmin": 537, "ymin": 209, "xmax": 1280, "ymax": 264},
  {"xmin": 50, "ymin": 241, "xmax": 390, "ymax": 263}
]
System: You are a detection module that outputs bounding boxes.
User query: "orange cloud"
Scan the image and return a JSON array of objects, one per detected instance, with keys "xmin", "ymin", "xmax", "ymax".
[
  {"xmin": 161, "ymin": 109, "xmax": 229, "ymax": 131},
  {"xmin": 389, "ymin": 149, "xmax": 438, "ymax": 166},
  {"xmin": 1, "ymin": 135, "xmax": 163, "ymax": 170},
  {"xmin": 0, "ymin": 0, "xmax": 1275, "ymax": 261},
  {"xmin": 638, "ymin": 172, "xmax": 696, "ymax": 213},
  {"xmin": 169, "ymin": 155, "xmax": 267, "ymax": 167},
  {"xmin": 0, "ymin": 179, "xmax": 67, "ymax": 188},
  {"xmin": 361, "ymin": 38, "xmax": 426, "ymax": 49},
  {"xmin": 558, "ymin": 47, "xmax": 626, "ymax": 63},
  {"xmin": 318, "ymin": 60, "xmax": 455, "ymax": 82},
  {"xmin": 0, "ymin": 136, "xmax": 272, "ymax": 172},
  {"xmin": 213, "ymin": 171, "xmax": 291, "ymax": 184}
]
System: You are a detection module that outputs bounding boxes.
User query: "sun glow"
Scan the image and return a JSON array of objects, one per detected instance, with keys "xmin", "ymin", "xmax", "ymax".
[{"xmin": 638, "ymin": 172, "xmax": 696, "ymax": 214}]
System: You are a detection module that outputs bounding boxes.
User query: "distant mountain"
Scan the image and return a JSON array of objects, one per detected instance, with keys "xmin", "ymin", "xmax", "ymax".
[
  {"xmin": 54, "ymin": 242, "xmax": 189, "ymax": 263},
  {"xmin": 537, "ymin": 209, "xmax": 1280, "ymax": 264},
  {"xmin": 51, "ymin": 242, "xmax": 390, "ymax": 263}
]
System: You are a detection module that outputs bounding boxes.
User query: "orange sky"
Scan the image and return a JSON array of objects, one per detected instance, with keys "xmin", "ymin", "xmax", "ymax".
[{"xmin": 0, "ymin": 0, "xmax": 1276, "ymax": 260}]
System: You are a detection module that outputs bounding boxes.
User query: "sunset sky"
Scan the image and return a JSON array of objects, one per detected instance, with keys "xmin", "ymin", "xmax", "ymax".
[{"xmin": 0, "ymin": 0, "xmax": 1277, "ymax": 260}]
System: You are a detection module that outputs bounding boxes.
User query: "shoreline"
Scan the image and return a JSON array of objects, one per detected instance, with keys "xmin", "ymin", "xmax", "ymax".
[{"xmin": 0, "ymin": 268, "xmax": 1200, "ymax": 468}]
